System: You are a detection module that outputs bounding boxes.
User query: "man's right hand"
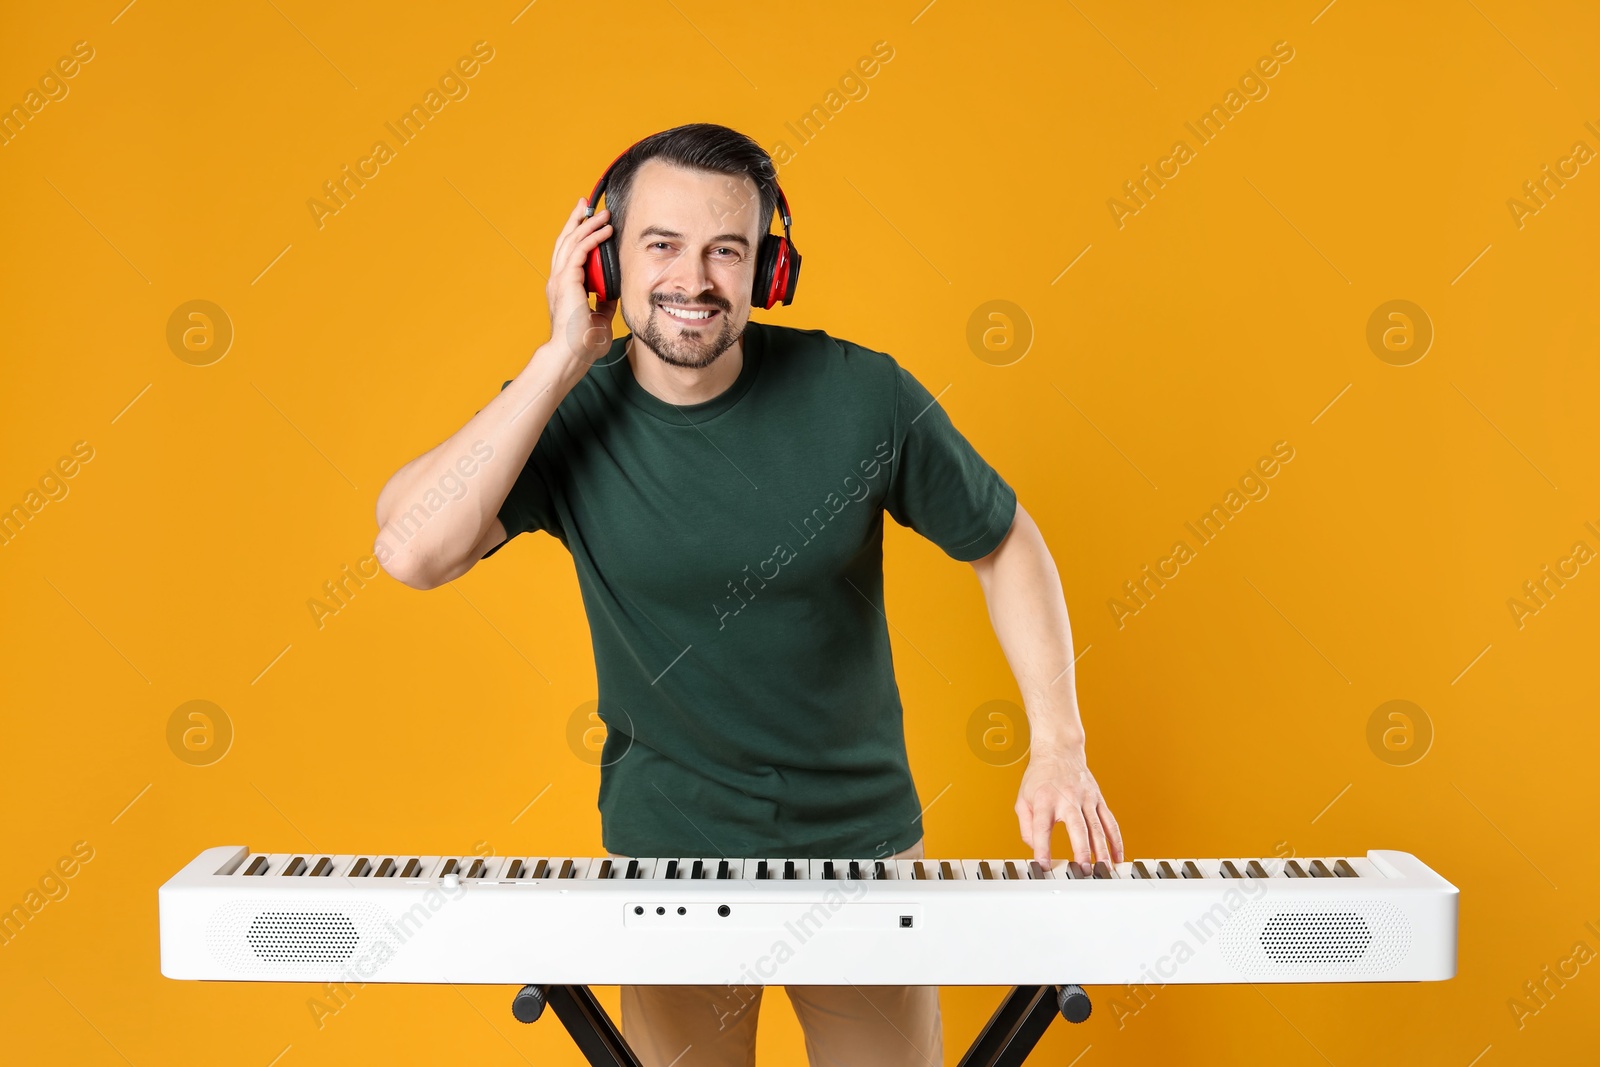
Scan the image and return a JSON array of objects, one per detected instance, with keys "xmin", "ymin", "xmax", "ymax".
[{"xmin": 546, "ymin": 196, "xmax": 620, "ymax": 367}]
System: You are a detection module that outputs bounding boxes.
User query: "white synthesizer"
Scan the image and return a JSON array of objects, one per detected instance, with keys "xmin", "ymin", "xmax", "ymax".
[{"xmin": 159, "ymin": 846, "xmax": 1457, "ymax": 987}]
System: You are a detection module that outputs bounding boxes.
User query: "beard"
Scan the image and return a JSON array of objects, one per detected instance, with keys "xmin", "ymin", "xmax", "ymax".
[{"xmin": 623, "ymin": 294, "xmax": 741, "ymax": 370}]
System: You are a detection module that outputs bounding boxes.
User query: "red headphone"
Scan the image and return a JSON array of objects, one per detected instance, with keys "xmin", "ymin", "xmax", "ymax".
[{"xmin": 582, "ymin": 141, "xmax": 801, "ymax": 310}]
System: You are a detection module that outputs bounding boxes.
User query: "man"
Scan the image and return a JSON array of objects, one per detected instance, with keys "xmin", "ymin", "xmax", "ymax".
[{"xmin": 374, "ymin": 123, "xmax": 1122, "ymax": 1067}]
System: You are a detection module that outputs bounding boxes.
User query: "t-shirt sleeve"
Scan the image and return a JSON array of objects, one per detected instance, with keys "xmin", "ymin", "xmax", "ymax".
[
  {"xmin": 479, "ymin": 379, "xmax": 563, "ymax": 558},
  {"xmin": 883, "ymin": 361, "xmax": 1018, "ymax": 561}
]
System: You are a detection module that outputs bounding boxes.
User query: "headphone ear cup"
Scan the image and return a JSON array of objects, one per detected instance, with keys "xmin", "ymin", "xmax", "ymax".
[
  {"xmin": 586, "ymin": 236, "xmax": 622, "ymax": 301},
  {"xmin": 751, "ymin": 233, "xmax": 780, "ymax": 309}
]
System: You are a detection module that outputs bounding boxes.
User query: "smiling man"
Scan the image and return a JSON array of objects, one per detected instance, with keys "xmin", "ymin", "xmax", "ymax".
[{"xmin": 373, "ymin": 123, "xmax": 1121, "ymax": 1067}]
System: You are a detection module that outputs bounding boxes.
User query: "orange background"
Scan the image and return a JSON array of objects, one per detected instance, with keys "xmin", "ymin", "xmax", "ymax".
[{"xmin": 2, "ymin": 1, "xmax": 1596, "ymax": 1064}]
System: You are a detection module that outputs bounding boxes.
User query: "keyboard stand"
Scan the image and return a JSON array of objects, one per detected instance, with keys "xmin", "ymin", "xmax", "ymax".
[{"xmin": 513, "ymin": 982, "xmax": 1092, "ymax": 1066}]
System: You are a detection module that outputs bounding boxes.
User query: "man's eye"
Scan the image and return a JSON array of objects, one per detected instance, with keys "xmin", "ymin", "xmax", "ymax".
[{"xmin": 650, "ymin": 242, "xmax": 670, "ymax": 250}]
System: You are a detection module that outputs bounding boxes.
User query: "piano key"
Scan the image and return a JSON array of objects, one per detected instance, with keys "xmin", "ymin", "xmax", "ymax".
[
  {"xmin": 466, "ymin": 859, "xmax": 486, "ymax": 879},
  {"xmin": 597, "ymin": 859, "xmax": 613, "ymax": 879},
  {"xmin": 625, "ymin": 859, "xmax": 640, "ymax": 880},
  {"xmin": 1005, "ymin": 861, "xmax": 1020, "ymax": 880},
  {"xmin": 823, "ymin": 861, "xmax": 836, "ymax": 880},
  {"xmin": 374, "ymin": 858, "xmax": 396, "ymax": 878},
  {"xmin": 913, "ymin": 861, "xmax": 928, "ymax": 881},
  {"xmin": 349, "ymin": 858, "xmax": 372, "ymax": 878},
  {"xmin": 849, "ymin": 861, "xmax": 862, "ymax": 880},
  {"xmin": 1220, "ymin": 860, "xmax": 1243, "ymax": 879},
  {"xmin": 1029, "ymin": 861, "xmax": 1047, "ymax": 880},
  {"xmin": 310, "ymin": 857, "xmax": 333, "ymax": 877},
  {"xmin": 400, "ymin": 858, "xmax": 421, "ymax": 879},
  {"xmin": 718, "ymin": 860, "xmax": 731, "ymax": 880},
  {"xmin": 874, "ymin": 861, "xmax": 888, "ymax": 880},
  {"xmin": 1334, "ymin": 859, "xmax": 1359, "ymax": 878},
  {"xmin": 282, "ymin": 856, "xmax": 307, "ymax": 877},
  {"xmin": 1181, "ymin": 861, "xmax": 1203, "ymax": 879},
  {"xmin": 530, "ymin": 859, "xmax": 549, "ymax": 879},
  {"xmin": 757, "ymin": 860, "xmax": 769, "ymax": 880},
  {"xmin": 979, "ymin": 861, "xmax": 995, "ymax": 880},
  {"xmin": 243, "ymin": 856, "xmax": 269, "ymax": 876},
  {"xmin": 687, "ymin": 859, "xmax": 701, "ymax": 880},
  {"xmin": 1285, "ymin": 860, "xmax": 1309, "ymax": 878},
  {"xmin": 939, "ymin": 861, "xmax": 956, "ymax": 881},
  {"xmin": 1157, "ymin": 861, "xmax": 1178, "ymax": 879},
  {"xmin": 1093, "ymin": 861, "xmax": 1113, "ymax": 879},
  {"xmin": 784, "ymin": 860, "xmax": 797, "ymax": 880},
  {"xmin": 1246, "ymin": 860, "xmax": 1269, "ymax": 880},
  {"xmin": 1131, "ymin": 861, "xmax": 1152, "ymax": 879},
  {"xmin": 1309, "ymin": 859, "xmax": 1334, "ymax": 878},
  {"xmin": 441, "ymin": 858, "xmax": 460, "ymax": 876},
  {"xmin": 506, "ymin": 859, "xmax": 526, "ymax": 879},
  {"xmin": 1065, "ymin": 862, "xmax": 1089, "ymax": 880}
]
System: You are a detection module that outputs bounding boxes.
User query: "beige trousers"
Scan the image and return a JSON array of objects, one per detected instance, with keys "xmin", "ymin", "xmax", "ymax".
[{"xmin": 606, "ymin": 838, "xmax": 943, "ymax": 1067}]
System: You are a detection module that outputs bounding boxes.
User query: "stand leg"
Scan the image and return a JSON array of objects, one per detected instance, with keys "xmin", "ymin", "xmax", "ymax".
[
  {"xmin": 958, "ymin": 984, "xmax": 1090, "ymax": 1067},
  {"xmin": 511, "ymin": 984, "xmax": 645, "ymax": 1067}
]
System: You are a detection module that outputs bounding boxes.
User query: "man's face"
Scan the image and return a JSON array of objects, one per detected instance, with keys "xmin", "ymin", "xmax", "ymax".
[{"xmin": 617, "ymin": 160, "xmax": 762, "ymax": 370}]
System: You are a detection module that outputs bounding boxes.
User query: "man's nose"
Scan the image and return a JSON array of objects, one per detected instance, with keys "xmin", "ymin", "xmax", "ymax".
[{"xmin": 663, "ymin": 250, "xmax": 709, "ymax": 299}]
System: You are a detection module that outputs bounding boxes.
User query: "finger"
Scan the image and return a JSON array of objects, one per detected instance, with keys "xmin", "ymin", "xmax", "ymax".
[
  {"xmin": 1097, "ymin": 801, "xmax": 1125, "ymax": 863},
  {"xmin": 552, "ymin": 204, "xmax": 609, "ymax": 271},
  {"xmin": 1014, "ymin": 800, "xmax": 1033, "ymax": 851},
  {"xmin": 1083, "ymin": 802, "xmax": 1110, "ymax": 864},
  {"xmin": 1030, "ymin": 796, "xmax": 1054, "ymax": 866},
  {"xmin": 557, "ymin": 220, "xmax": 614, "ymax": 279},
  {"xmin": 1060, "ymin": 801, "xmax": 1093, "ymax": 868}
]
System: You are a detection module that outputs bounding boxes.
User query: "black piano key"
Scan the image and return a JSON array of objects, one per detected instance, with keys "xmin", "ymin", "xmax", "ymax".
[
  {"xmin": 689, "ymin": 859, "xmax": 703, "ymax": 880},
  {"xmin": 939, "ymin": 861, "xmax": 955, "ymax": 881},
  {"xmin": 980, "ymin": 861, "xmax": 995, "ymax": 880},
  {"xmin": 441, "ymin": 858, "xmax": 460, "ymax": 876},
  {"xmin": 1067, "ymin": 861, "xmax": 1092, "ymax": 880},
  {"xmin": 1181, "ymin": 861, "xmax": 1203, "ymax": 879},
  {"xmin": 558, "ymin": 859, "xmax": 574, "ymax": 879},
  {"xmin": 664, "ymin": 859, "xmax": 678, "ymax": 880},
  {"xmin": 1157, "ymin": 861, "xmax": 1178, "ymax": 879},
  {"xmin": 1246, "ymin": 860, "xmax": 1269, "ymax": 880},
  {"xmin": 1093, "ymin": 861, "xmax": 1113, "ymax": 879},
  {"xmin": 598, "ymin": 859, "xmax": 613, "ymax": 879},
  {"xmin": 526, "ymin": 859, "xmax": 546, "ymax": 879},
  {"xmin": 466, "ymin": 859, "xmax": 486, "ymax": 879},
  {"xmin": 783, "ymin": 860, "xmax": 797, "ymax": 880},
  {"xmin": 506, "ymin": 859, "xmax": 526, "ymax": 879},
  {"xmin": 823, "ymin": 861, "xmax": 836, "ymax": 880},
  {"xmin": 1308, "ymin": 859, "xmax": 1333, "ymax": 878},
  {"xmin": 1029, "ymin": 860, "xmax": 1047, "ymax": 880},
  {"xmin": 1004, "ymin": 861, "xmax": 1020, "ymax": 880},
  {"xmin": 1220, "ymin": 860, "xmax": 1243, "ymax": 879},
  {"xmin": 1285, "ymin": 860, "xmax": 1309, "ymax": 878},
  {"xmin": 349, "ymin": 857, "xmax": 372, "ymax": 878},
  {"xmin": 756, "ymin": 860, "xmax": 769, "ymax": 880},
  {"xmin": 1131, "ymin": 861, "xmax": 1152, "ymax": 879},
  {"xmin": 310, "ymin": 857, "xmax": 333, "ymax": 877},
  {"xmin": 849, "ymin": 861, "xmax": 862, "ymax": 880},
  {"xmin": 912, "ymin": 861, "xmax": 928, "ymax": 881},
  {"xmin": 718, "ymin": 859, "xmax": 730, "ymax": 879},
  {"xmin": 282, "ymin": 856, "xmax": 307, "ymax": 877},
  {"xmin": 375, "ymin": 858, "xmax": 396, "ymax": 878},
  {"xmin": 625, "ymin": 859, "xmax": 639, "ymax": 880},
  {"xmin": 1334, "ymin": 859, "xmax": 1359, "ymax": 878},
  {"xmin": 243, "ymin": 856, "xmax": 269, "ymax": 876},
  {"xmin": 874, "ymin": 861, "xmax": 887, "ymax": 880},
  {"xmin": 400, "ymin": 858, "xmax": 421, "ymax": 878}
]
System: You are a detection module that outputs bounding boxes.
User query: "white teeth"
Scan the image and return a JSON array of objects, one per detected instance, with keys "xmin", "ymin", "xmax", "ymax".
[{"xmin": 662, "ymin": 305, "xmax": 714, "ymax": 320}]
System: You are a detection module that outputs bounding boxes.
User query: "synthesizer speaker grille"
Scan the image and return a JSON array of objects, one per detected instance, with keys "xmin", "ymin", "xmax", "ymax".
[
  {"xmin": 1219, "ymin": 900, "xmax": 1411, "ymax": 977},
  {"xmin": 205, "ymin": 899, "xmax": 399, "ymax": 977},
  {"xmin": 247, "ymin": 911, "xmax": 359, "ymax": 962}
]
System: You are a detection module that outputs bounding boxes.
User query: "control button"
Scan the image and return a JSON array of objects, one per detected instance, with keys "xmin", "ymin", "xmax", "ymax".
[{"xmin": 442, "ymin": 872, "xmax": 460, "ymax": 890}]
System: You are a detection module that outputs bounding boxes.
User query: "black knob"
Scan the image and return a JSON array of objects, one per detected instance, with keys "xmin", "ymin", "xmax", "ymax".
[
  {"xmin": 1057, "ymin": 984, "xmax": 1092, "ymax": 1023},
  {"xmin": 512, "ymin": 984, "xmax": 547, "ymax": 1023},
  {"xmin": 718, "ymin": 904, "xmax": 731, "ymax": 916}
]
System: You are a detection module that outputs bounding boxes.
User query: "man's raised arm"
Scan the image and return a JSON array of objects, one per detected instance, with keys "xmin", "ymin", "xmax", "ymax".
[{"xmin": 374, "ymin": 196, "xmax": 617, "ymax": 590}]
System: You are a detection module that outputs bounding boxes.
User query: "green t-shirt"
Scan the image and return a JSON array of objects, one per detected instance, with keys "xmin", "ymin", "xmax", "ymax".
[{"xmin": 486, "ymin": 320, "xmax": 1017, "ymax": 858}]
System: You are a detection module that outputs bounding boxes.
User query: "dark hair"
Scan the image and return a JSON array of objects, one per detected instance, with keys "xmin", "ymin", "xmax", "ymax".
[{"xmin": 600, "ymin": 123, "xmax": 779, "ymax": 250}]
